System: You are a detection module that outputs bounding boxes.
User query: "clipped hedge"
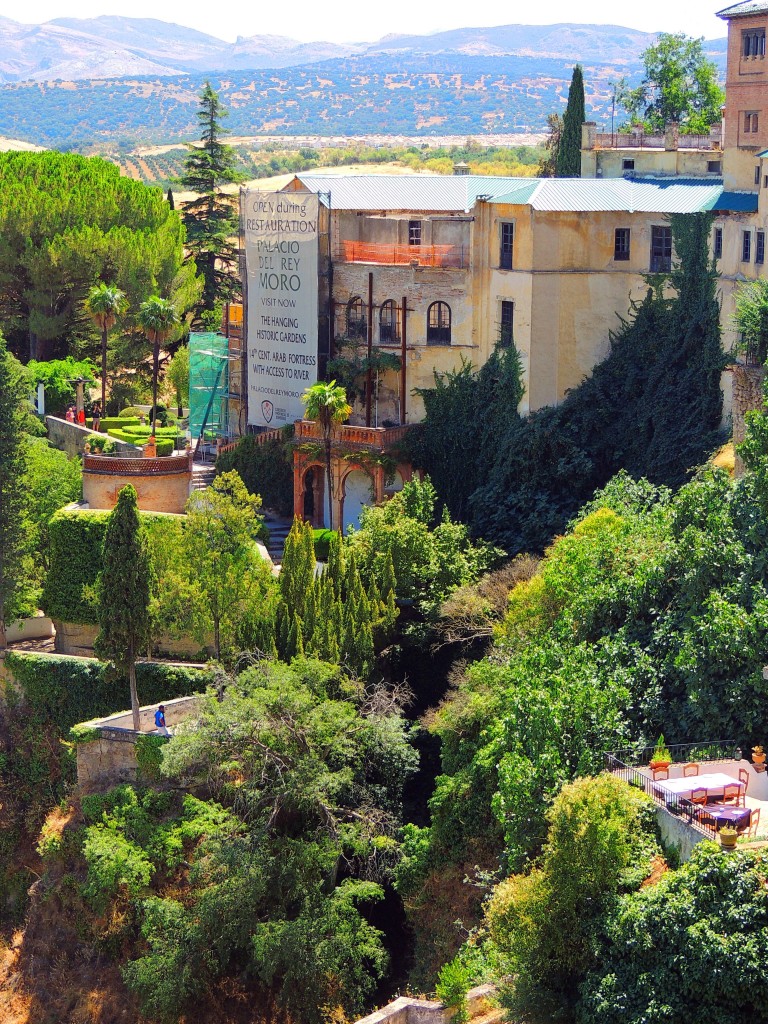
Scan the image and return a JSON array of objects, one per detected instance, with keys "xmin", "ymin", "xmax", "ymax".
[
  {"xmin": 312, "ymin": 529, "xmax": 335, "ymax": 561},
  {"xmin": 42, "ymin": 509, "xmax": 182, "ymax": 624},
  {"xmin": 215, "ymin": 430, "xmax": 294, "ymax": 516},
  {"xmin": 4, "ymin": 651, "xmax": 212, "ymax": 731},
  {"xmin": 107, "ymin": 430, "xmax": 177, "ymax": 456},
  {"xmin": 89, "ymin": 416, "xmax": 141, "ymax": 431}
]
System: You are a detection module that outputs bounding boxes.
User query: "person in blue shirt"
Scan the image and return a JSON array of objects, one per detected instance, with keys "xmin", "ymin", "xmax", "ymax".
[{"xmin": 154, "ymin": 704, "xmax": 171, "ymax": 737}]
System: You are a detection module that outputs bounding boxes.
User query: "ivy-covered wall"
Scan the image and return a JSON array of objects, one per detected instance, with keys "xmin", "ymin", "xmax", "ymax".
[
  {"xmin": 41, "ymin": 508, "xmax": 181, "ymax": 624},
  {"xmin": 3, "ymin": 651, "xmax": 213, "ymax": 731}
]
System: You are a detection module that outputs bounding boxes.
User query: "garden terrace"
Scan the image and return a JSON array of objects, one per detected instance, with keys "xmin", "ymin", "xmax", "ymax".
[
  {"xmin": 606, "ymin": 741, "xmax": 768, "ymax": 846},
  {"xmin": 82, "ymin": 451, "xmax": 193, "ymax": 514}
]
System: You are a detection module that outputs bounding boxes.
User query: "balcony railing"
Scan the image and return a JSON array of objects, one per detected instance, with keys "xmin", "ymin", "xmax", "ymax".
[
  {"xmin": 294, "ymin": 419, "xmax": 410, "ymax": 451},
  {"xmin": 605, "ymin": 741, "xmax": 740, "ymax": 840},
  {"xmin": 595, "ymin": 131, "xmax": 721, "ymax": 151},
  {"xmin": 337, "ymin": 241, "xmax": 469, "ymax": 269}
]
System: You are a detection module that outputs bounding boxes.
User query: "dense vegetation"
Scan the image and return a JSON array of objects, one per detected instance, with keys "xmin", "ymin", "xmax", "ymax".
[
  {"xmin": 407, "ymin": 212, "xmax": 725, "ymax": 554},
  {"xmin": 0, "ymin": 151, "xmax": 199, "ymax": 362},
  {"xmin": 0, "ymin": 54, "xmax": 631, "ymax": 149}
]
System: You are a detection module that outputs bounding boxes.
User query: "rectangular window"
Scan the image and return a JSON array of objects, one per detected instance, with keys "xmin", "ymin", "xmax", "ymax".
[
  {"xmin": 500, "ymin": 222, "xmax": 514, "ymax": 269},
  {"xmin": 614, "ymin": 227, "xmax": 631, "ymax": 261},
  {"xmin": 745, "ymin": 112, "xmax": 760, "ymax": 133},
  {"xmin": 408, "ymin": 220, "xmax": 422, "ymax": 246},
  {"xmin": 757, "ymin": 230, "xmax": 765, "ymax": 264},
  {"xmin": 622, "ymin": 158, "xmax": 635, "ymax": 172},
  {"xmin": 650, "ymin": 226, "xmax": 672, "ymax": 273},
  {"xmin": 743, "ymin": 230, "xmax": 752, "ymax": 262},
  {"xmin": 500, "ymin": 301, "xmax": 514, "ymax": 347},
  {"xmin": 714, "ymin": 226, "xmax": 723, "ymax": 260},
  {"xmin": 707, "ymin": 160, "xmax": 722, "ymax": 174},
  {"xmin": 757, "ymin": 165, "xmax": 762, "ymax": 185}
]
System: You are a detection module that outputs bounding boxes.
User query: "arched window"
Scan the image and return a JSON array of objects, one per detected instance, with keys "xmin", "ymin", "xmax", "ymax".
[
  {"xmin": 379, "ymin": 300, "xmax": 399, "ymax": 345},
  {"xmin": 346, "ymin": 296, "xmax": 367, "ymax": 340},
  {"xmin": 427, "ymin": 301, "xmax": 451, "ymax": 345}
]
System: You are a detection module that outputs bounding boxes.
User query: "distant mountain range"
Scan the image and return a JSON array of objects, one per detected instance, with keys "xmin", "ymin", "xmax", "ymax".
[{"xmin": 0, "ymin": 15, "xmax": 728, "ymax": 82}]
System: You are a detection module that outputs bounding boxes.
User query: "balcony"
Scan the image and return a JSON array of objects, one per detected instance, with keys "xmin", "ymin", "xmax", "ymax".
[
  {"xmin": 606, "ymin": 741, "xmax": 768, "ymax": 850},
  {"xmin": 294, "ymin": 419, "xmax": 410, "ymax": 452},
  {"xmin": 337, "ymin": 241, "xmax": 469, "ymax": 269}
]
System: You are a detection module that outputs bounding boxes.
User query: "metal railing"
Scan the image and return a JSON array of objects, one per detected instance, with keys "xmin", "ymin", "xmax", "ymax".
[
  {"xmin": 605, "ymin": 740, "xmax": 740, "ymax": 839},
  {"xmin": 337, "ymin": 241, "xmax": 469, "ymax": 270},
  {"xmin": 294, "ymin": 419, "xmax": 410, "ymax": 450}
]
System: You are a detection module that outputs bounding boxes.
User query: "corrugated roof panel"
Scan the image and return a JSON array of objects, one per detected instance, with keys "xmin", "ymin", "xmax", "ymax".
[
  {"xmin": 291, "ymin": 173, "xmax": 740, "ymax": 216},
  {"xmin": 717, "ymin": 1, "xmax": 768, "ymax": 17},
  {"xmin": 711, "ymin": 191, "xmax": 760, "ymax": 211}
]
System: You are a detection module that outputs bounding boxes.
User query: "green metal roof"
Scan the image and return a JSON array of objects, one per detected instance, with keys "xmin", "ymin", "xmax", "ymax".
[{"xmin": 717, "ymin": 1, "xmax": 768, "ymax": 17}]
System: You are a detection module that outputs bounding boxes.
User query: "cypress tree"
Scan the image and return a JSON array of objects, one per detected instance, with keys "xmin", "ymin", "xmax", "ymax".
[
  {"xmin": 556, "ymin": 64, "xmax": 585, "ymax": 178},
  {"xmin": 0, "ymin": 337, "xmax": 31, "ymax": 650},
  {"xmin": 95, "ymin": 485, "xmax": 152, "ymax": 730}
]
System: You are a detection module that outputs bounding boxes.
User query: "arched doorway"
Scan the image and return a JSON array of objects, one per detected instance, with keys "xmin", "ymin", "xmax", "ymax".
[
  {"xmin": 342, "ymin": 470, "xmax": 374, "ymax": 533},
  {"xmin": 303, "ymin": 468, "xmax": 315, "ymax": 523}
]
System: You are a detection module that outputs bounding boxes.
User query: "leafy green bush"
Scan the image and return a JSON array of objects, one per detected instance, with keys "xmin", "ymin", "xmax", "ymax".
[
  {"xmin": 28, "ymin": 356, "xmax": 96, "ymax": 415},
  {"xmin": 119, "ymin": 407, "xmax": 144, "ymax": 418},
  {"xmin": 94, "ymin": 416, "xmax": 141, "ymax": 430},
  {"xmin": 312, "ymin": 528, "xmax": 334, "ymax": 560},
  {"xmin": 215, "ymin": 430, "xmax": 294, "ymax": 516}
]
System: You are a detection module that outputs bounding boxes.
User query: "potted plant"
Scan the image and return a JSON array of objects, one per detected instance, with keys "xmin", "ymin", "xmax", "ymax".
[
  {"xmin": 752, "ymin": 745, "xmax": 765, "ymax": 766},
  {"xmin": 649, "ymin": 734, "xmax": 673, "ymax": 770},
  {"xmin": 718, "ymin": 825, "xmax": 738, "ymax": 850}
]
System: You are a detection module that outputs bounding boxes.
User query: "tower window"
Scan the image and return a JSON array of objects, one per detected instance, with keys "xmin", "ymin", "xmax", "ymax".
[
  {"xmin": 379, "ymin": 299, "xmax": 400, "ymax": 345},
  {"xmin": 650, "ymin": 226, "xmax": 672, "ymax": 273},
  {"xmin": 757, "ymin": 230, "xmax": 765, "ymax": 265},
  {"xmin": 346, "ymin": 296, "xmax": 367, "ymax": 340},
  {"xmin": 500, "ymin": 222, "xmax": 514, "ymax": 269},
  {"xmin": 500, "ymin": 301, "xmax": 514, "ymax": 347},
  {"xmin": 743, "ymin": 230, "xmax": 752, "ymax": 262},
  {"xmin": 714, "ymin": 226, "xmax": 723, "ymax": 260},
  {"xmin": 743, "ymin": 28, "xmax": 766, "ymax": 56}
]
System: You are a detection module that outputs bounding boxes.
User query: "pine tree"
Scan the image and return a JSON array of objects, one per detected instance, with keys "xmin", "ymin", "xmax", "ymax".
[
  {"xmin": 556, "ymin": 65, "xmax": 585, "ymax": 178},
  {"xmin": 179, "ymin": 82, "xmax": 242, "ymax": 313},
  {"xmin": 95, "ymin": 485, "xmax": 152, "ymax": 730},
  {"xmin": 0, "ymin": 337, "xmax": 32, "ymax": 650}
]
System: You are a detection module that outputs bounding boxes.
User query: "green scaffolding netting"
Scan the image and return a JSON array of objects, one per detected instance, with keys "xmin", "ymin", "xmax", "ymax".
[{"xmin": 189, "ymin": 332, "xmax": 229, "ymax": 440}]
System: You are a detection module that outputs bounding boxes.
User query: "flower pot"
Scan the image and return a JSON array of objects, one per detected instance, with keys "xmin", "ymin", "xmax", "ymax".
[
  {"xmin": 752, "ymin": 752, "xmax": 766, "ymax": 765},
  {"xmin": 719, "ymin": 830, "xmax": 738, "ymax": 850},
  {"xmin": 649, "ymin": 759, "xmax": 671, "ymax": 771}
]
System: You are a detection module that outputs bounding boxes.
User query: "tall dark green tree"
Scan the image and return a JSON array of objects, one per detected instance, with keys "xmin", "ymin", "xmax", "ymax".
[
  {"xmin": 0, "ymin": 336, "xmax": 32, "ymax": 649},
  {"xmin": 95, "ymin": 485, "xmax": 152, "ymax": 730},
  {"xmin": 555, "ymin": 64, "xmax": 585, "ymax": 177},
  {"xmin": 179, "ymin": 83, "xmax": 242, "ymax": 312}
]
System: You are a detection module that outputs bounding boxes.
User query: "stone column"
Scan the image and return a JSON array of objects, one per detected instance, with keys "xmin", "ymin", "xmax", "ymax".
[{"xmin": 664, "ymin": 122, "xmax": 680, "ymax": 151}]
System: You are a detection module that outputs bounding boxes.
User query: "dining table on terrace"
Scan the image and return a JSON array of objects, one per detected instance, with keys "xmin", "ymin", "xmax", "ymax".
[{"xmin": 653, "ymin": 772, "xmax": 745, "ymax": 804}]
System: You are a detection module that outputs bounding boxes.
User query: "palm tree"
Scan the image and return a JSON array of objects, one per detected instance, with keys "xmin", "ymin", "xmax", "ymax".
[
  {"xmin": 136, "ymin": 297, "xmax": 180, "ymax": 431},
  {"xmin": 301, "ymin": 381, "xmax": 351, "ymax": 531},
  {"xmin": 85, "ymin": 283, "xmax": 127, "ymax": 413}
]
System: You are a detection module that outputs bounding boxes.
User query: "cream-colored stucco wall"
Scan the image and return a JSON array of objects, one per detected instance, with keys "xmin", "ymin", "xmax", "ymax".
[{"xmin": 584, "ymin": 149, "xmax": 722, "ymax": 180}]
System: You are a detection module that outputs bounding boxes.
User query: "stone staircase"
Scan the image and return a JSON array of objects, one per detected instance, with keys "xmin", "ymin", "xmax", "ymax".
[
  {"xmin": 261, "ymin": 511, "xmax": 292, "ymax": 564},
  {"xmin": 191, "ymin": 462, "xmax": 216, "ymax": 490}
]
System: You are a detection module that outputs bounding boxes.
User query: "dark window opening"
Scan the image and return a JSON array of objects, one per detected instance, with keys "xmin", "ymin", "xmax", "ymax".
[
  {"xmin": 743, "ymin": 230, "xmax": 752, "ymax": 262},
  {"xmin": 757, "ymin": 165, "xmax": 762, "ymax": 185},
  {"xmin": 614, "ymin": 227, "xmax": 631, "ymax": 261},
  {"xmin": 427, "ymin": 301, "xmax": 451, "ymax": 345},
  {"xmin": 707, "ymin": 160, "xmax": 722, "ymax": 173},
  {"xmin": 346, "ymin": 296, "xmax": 367, "ymax": 340},
  {"xmin": 757, "ymin": 230, "xmax": 765, "ymax": 265},
  {"xmin": 743, "ymin": 28, "xmax": 766, "ymax": 56},
  {"xmin": 500, "ymin": 222, "xmax": 514, "ymax": 269},
  {"xmin": 650, "ymin": 226, "xmax": 672, "ymax": 273},
  {"xmin": 714, "ymin": 227, "xmax": 723, "ymax": 260},
  {"xmin": 408, "ymin": 220, "xmax": 422, "ymax": 246},
  {"xmin": 622, "ymin": 158, "xmax": 635, "ymax": 172},
  {"xmin": 500, "ymin": 301, "xmax": 514, "ymax": 347},
  {"xmin": 379, "ymin": 299, "xmax": 400, "ymax": 345},
  {"xmin": 745, "ymin": 112, "xmax": 760, "ymax": 133}
]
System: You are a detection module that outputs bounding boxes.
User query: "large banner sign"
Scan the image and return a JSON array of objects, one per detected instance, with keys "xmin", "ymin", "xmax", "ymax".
[{"xmin": 243, "ymin": 189, "xmax": 319, "ymax": 427}]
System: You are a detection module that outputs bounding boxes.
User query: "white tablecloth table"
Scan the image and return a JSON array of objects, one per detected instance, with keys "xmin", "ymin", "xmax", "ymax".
[{"xmin": 654, "ymin": 772, "xmax": 744, "ymax": 801}]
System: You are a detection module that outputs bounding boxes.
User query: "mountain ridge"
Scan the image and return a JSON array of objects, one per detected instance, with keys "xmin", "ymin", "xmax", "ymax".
[{"xmin": 0, "ymin": 15, "xmax": 728, "ymax": 82}]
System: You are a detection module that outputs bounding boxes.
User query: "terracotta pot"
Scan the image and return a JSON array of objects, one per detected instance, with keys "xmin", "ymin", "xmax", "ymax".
[
  {"xmin": 649, "ymin": 759, "xmax": 671, "ymax": 771},
  {"xmin": 752, "ymin": 752, "xmax": 766, "ymax": 765}
]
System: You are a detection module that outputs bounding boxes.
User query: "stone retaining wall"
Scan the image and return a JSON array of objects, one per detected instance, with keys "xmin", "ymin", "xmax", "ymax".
[
  {"xmin": 46, "ymin": 416, "xmax": 141, "ymax": 459},
  {"xmin": 353, "ymin": 985, "xmax": 497, "ymax": 1024},
  {"xmin": 75, "ymin": 694, "xmax": 201, "ymax": 788},
  {"xmin": 731, "ymin": 364, "xmax": 766, "ymax": 477}
]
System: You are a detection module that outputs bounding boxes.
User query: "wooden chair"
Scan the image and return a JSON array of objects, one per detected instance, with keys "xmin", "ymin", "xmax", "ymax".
[
  {"xmin": 690, "ymin": 787, "xmax": 708, "ymax": 806},
  {"xmin": 723, "ymin": 783, "xmax": 743, "ymax": 807},
  {"xmin": 652, "ymin": 767, "xmax": 669, "ymax": 781},
  {"xmin": 683, "ymin": 763, "xmax": 700, "ymax": 777},
  {"xmin": 739, "ymin": 768, "xmax": 750, "ymax": 795},
  {"xmin": 748, "ymin": 807, "xmax": 761, "ymax": 840}
]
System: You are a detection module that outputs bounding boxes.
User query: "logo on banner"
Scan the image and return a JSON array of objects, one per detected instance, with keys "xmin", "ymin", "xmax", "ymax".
[{"xmin": 261, "ymin": 399, "xmax": 274, "ymax": 423}]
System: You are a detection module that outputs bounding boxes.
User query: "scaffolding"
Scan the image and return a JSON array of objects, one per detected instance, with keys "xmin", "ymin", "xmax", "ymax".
[{"xmin": 188, "ymin": 305, "xmax": 245, "ymax": 447}]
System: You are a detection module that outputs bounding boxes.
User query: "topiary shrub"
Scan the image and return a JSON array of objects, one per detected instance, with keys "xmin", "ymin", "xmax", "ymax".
[{"xmin": 312, "ymin": 528, "xmax": 334, "ymax": 561}]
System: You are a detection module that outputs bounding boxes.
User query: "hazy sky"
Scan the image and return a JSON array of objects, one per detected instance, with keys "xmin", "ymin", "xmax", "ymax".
[{"xmin": 14, "ymin": 0, "xmax": 729, "ymax": 44}]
